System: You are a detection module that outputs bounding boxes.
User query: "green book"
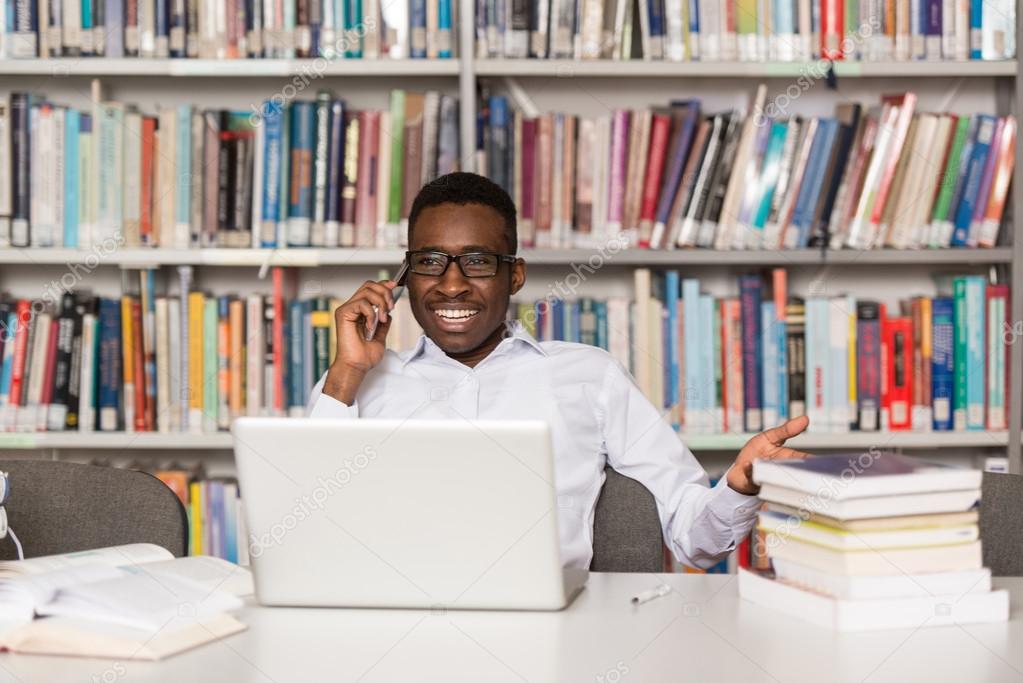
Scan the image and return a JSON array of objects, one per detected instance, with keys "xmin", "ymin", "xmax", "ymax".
[
  {"xmin": 952, "ymin": 277, "xmax": 968, "ymax": 431},
  {"xmin": 204, "ymin": 298, "xmax": 218, "ymax": 433},
  {"xmin": 929, "ymin": 116, "xmax": 971, "ymax": 237},
  {"xmin": 388, "ymin": 90, "xmax": 406, "ymax": 225}
]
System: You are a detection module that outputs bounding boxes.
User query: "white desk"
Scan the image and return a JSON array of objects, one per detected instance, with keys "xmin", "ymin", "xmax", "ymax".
[{"xmin": 2, "ymin": 574, "xmax": 1022, "ymax": 683}]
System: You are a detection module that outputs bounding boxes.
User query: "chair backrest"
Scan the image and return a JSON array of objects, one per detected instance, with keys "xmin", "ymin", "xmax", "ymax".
[
  {"xmin": 590, "ymin": 467, "xmax": 664, "ymax": 572},
  {"xmin": 980, "ymin": 471, "xmax": 1023, "ymax": 577},
  {"xmin": 0, "ymin": 460, "xmax": 188, "ymax": 560}
]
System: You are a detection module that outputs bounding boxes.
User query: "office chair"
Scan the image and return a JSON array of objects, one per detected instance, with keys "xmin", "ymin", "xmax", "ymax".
[
  {"xmin": 980, "ymin": 471, "xmax": 1023, "ymax": 576},
  {"xmin": 591, "ymin": 467, "xmax": 664, "ymax": 572},
  {"xmin": 0, "ymin": 459, "xmax": 189, "ymax": 560}
]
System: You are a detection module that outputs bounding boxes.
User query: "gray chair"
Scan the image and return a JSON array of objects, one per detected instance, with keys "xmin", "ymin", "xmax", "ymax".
[
  {"xmin": 591, "ymin": 467, "xmax": 664, "ymax": 572},
  {"xmin": 0, "ymin": 460, "xmax": 189, "ymax": 560},
  {"xmin": 980, "ymin": 471, "xmax": 1023, "ymax": 577}
]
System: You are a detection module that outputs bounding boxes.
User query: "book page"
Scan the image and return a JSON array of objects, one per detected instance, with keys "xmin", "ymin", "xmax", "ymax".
[
  {"xmin": 0, "ymin": 544, "xmax": 174, "ymax": 577},
  {"xmin": 125, "ymin": 556, "xmax": 254, "ymax": 597}
]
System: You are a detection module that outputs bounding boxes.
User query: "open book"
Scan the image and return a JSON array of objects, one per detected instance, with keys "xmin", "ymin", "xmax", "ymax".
[{"xmin": 0, "ymin": 544, "xmax": 251, "ymax": 660}]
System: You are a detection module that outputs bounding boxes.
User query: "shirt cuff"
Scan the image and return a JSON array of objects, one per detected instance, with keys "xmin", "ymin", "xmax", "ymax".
[
  {"xmin": 308, "ymin": 393, "xmax": 359, "ymax": 418},
  {"xmin": 708, "ymin": 477, "xmax": 762, "ymax": 538}
]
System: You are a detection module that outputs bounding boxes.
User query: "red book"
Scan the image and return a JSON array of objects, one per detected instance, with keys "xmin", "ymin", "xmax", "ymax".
[
  {"xmin": 8, "ymin": 300, "xmax": 31, "ymax": 408},
  {"xmin": 737, "ymin": 535, "xmax": 751, "ymax": 569},
  {"xmin": 883, "ymin": 316, "xmax": 913, "ymax": 431},
  {"xmin": 39, "ymin": 319, "xmax": 59, "ymax": 431},
  {"xmin": 535, "ymin": 114, "xmax": 553, "ymax": 247},
  {"xmin": 272, "ymin": 268, "xmax": 286, "ymax": 415},
  {"xmin": 140, "ymin": 117, "xmax": 157, "ymax": 245},
  {"xmin": 820, "ymin": 0, "xmax": 845, "ymax": 59},
  {"xmin": 355, "ymin": 110, "xmax": 379, "ymax": 247},
  {"xmin": 637, "ymin": 114, "xmax": 672, "ymax": 246},
  {"xmin": 132, "ymin": 300, "xmax": 147, "ymax": 432},
  {"xmin": 869, "ymin": 94, "xmax": 917, "ymax": 228}
]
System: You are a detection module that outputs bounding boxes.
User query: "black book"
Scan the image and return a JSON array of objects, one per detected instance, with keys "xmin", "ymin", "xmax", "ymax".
[
  {"xmin": 785, "ymin": 297, "xmax": 806, "ymax": 419},
  {"xmin": 809, "ymin": 103, "xmax": 863, "ymax": 248},
  {"xmin": 65, "ymin": 297, "xmax": 89, "ymax": 430},
  {"xmin": 10, "ymin": 93, "xmax": 31, "ymax": 247},
  {"xmin": 699, "ymin": 108, "xmax": 742, "ymax": 228},
  {"xmin": 49, "ymin": 292, "xmax": 76, "ymax": 430}
]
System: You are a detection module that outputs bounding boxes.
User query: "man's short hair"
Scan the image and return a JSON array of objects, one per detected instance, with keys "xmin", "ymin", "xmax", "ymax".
[{"xmin": 408, "ymin": 172, "xmax": 518, "ymax": 254}]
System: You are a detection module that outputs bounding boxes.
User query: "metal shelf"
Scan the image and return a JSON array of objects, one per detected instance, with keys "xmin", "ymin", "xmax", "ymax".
[
  {"xmin": 0, "ymin": 58, "xmax": 460, "ymax": 77},
  {"xmin": 0, "ymin": 430, "xmax": 1007, "ymax": 451},
  {"xmin": 1, "ymin": 247, "xmax": 1012, "ymax": 267},
  {"xmin": 475, "ymin": 59, "xmax": 1018, "ymax": 78}
]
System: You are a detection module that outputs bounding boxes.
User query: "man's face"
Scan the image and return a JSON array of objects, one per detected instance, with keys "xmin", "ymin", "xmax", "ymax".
[{"xmin": 407, "ymin": 203, "xmax": 526, "ymax": 357}]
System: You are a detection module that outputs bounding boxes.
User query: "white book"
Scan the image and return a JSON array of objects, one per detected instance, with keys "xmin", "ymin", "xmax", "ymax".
[
  {"xmin": 606, "ymin": 297, "xmax": 632, "ymax": 375},
  {"xmin": 123, "ymin": 110, "xmax": 142, "ymax": 247},
  {"xmin": 97, "ymin": 102, "xmax": 125, "ymax": 246},
  {"xmin": 632, "ymin": 269, "xmax": 653, "ymax": 403},
  {"xmin": 698, "ymin": 0, "xmax": 719, "ymax": 59},
  {"xmin": 157, "ymin": 108, "xmax": 179, "ymax": 247},
  {"xmin": 246, "ymin": 295, "xmax": 264, "ymax": 417},
  {"xmin": 78, "ymin": 313, "xmax": 97, "ymax": 433},
  {"xmin": 759, "ymin": 483, "xmax": 982, "ymax": 519},
  {"xmin": 758, "ymin": 510, "xmax": 979, "ymax": 552},
  {"xmin": 29, "ymin": 106, "xmax": 50, "ymax": 247},
  {"xmin": 155, "ymin": 298, "xmax": 171, "ymax": 434},
  {"xmin": 738, "ymin": 569, "xmax": 1007, "ymax": 632},
  {"xmin": 765, "ymin": 536, "xmax": 983, "ymax": 576},
  {"xmin": 25, "ymin": 312, "xmax": 52, "ymax": 432},
  {"xmin": 954, "ymin": 0, "xmax": 969, "ymax": 59},
  {"xmin": 827, "ymin": 295, "xmax": 851, "ymax": 432},
  {"xmin": 190, "ymin": 110, "xmax": 204, "ymax": 247},
  {"xmin": 167, "ymin": 297, "xmax": 181, "ymax": 432},
  {"xmin": 663, "ymin": 0, "xmax": 684, "ymax": 60},
  {"xmin": 52, "ymin": 107, "xmax": 66, "ymax": 248},
  {"xmin": 714, "ymin": 85, "xmax": 766, "ymax": 250},
  {"xmin": 771, "ymin": 559, "xmax": 992, "ymax": 600},
  {"xmin": 0, "ymin": 97, "xmax": 10, "ymax": 246}
]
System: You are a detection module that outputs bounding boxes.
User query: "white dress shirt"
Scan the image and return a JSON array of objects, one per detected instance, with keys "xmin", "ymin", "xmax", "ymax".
[{"xmin": 306, "ymin": 321, "xmax": 761, "ymax": 570}]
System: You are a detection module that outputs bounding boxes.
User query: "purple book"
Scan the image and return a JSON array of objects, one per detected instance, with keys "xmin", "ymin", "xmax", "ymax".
[
  {"xmin": 739, "ymin": 274, "xmax": 763, "ymax": 433},
  {"xmin": 968, "ymin": 117, "xmax": 1003, "ymax": 246},
  {"xmin": 653, "ymin": 102, "xmax": 701, "ymax": 228},
  {"xmin": 925, "ymin": 0, "xmax": 942, "ymax": 58},
  {"xmin": 606, "ymin": 109, "xmax": 631, "ymax": 227}
]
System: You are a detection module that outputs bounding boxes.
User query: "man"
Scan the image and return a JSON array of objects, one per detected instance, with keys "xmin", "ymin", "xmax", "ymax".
[{"xmin": 307, "ymin": 172, "xmax": 810, "ymax": 570}]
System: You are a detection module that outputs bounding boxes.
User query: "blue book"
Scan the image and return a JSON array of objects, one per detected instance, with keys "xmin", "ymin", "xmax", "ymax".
[
  {"xmin": 98, "ymin": 298, "xmax": 122, "ymax": 432},
  {"xmin": 791, "ymin": 119, "xmax": 838, "ymax": 247},
  {"xmin": 175, "ymin": 106, "xmax": 192, "ymax": 239},
  {"xmin": 223, "ymin": 483, "xmax": 239, "ymax": 563},
  {"xmin": 654, "ymin": 104, "xmax": 700, "ymax": 230},
  {"xmin": 571, "ymin": 300, "xmax": 581, "ymax": 343},
  {"xmin": 410, "ymin": 0, "xmax": 427, "ymax": 57},
  {"xmin": 287, "ymin": 102, "xmax": 316, "ymax": 246},
  {"xmin": 682, "ymin": 279, "xmax": 701, "ymax": 430},
  {"xmin": 64, "ymin": 109, "xmax": 80, "ymax": 247},
  {"xmin": 951, "ymin": 115, "xmax": 996, "ymax": 247},
  {"xmin": 664, "ymin": 271, "xmax": 680, "ymax": 416},
  {"xmin": 931, "ymin": 297, "xmax": 955, "ymax": 431},
  {"xmin": 487, "ymin": 96, "xmax": 509, "ymax": 193},
  {"xmin": 750, "ymin": 122, "xmax": 789, "ymax": 234},
  {"xmin": 438, "ymin": 0, "xmax": 453, "ymax": 57},
  {"xmin": 969, "ymin": 0, "xmax": 982, "ymax": 58},
  {"xmin": 261, "ymin": 101, "xmax": 284, "ymax": 247},
  {"xmin": 208, "ymin": 481, "xmax": 224, "ymax": 559},
  {"xmin": 648, "ymin": 0, "xmax": 665, "ymax": 55},
  {"xmin": 325, "ymin": 99, "xmax": 345, "ymax": 234},
  {"xmin": 964, "ymin": 276, "xmax": 985, "ymax": 430},
  {"xmin": 688, "ymin": 0, "xmax": 700, "ymax": 50},
  {"xmin": 105, "ymin": 0, "xmax": 124, "ymax": 56},
  {"xmin": 154, "ymin": 0, "xmax": 167, "ymax": 58},
  {"xmin": 739, "ymin": 275, "xmax": 763, "ymax": 433},
  {"xmin": 344, "ymin": 0, "xmax": 363, "ymax": 57},
  {"xmin": 698, "ymin": 295, "xmax": 715, "ymax": 426},
  {"xmin": 551, "ymin": 298, "xmax": 564, "ymax": 341},
  {"xmin": 761, "ymin": 301, "xmax": 778, "ymax": 427},
  {"xmin": 0, "ymin": 312, "xmax": 16, "ymax": 401},
  {"xmin": 289, "ymin": 300, "xmax": 305, "ymax": 411},
  {"xmin": 595, "ymin": 301, "xmax": 608, "ymax": 351},
  {"xmin": 946, "ymin": 116, "xmax": 979, "ymax": 241}
]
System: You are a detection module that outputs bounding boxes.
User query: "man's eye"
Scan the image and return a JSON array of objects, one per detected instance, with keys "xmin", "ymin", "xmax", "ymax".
[
  {"xmin": 417, "ymin": 257, "xmax": 439, "ymax": 266},
  {"xmin": 465, "ymin": 256, "xmax": 488, "ymax": 265}
]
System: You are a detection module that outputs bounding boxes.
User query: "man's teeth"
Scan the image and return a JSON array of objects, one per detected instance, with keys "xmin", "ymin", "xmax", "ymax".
[{"xmin": 434, "ymin": 309, "xmax": 480, "ymax": 320}]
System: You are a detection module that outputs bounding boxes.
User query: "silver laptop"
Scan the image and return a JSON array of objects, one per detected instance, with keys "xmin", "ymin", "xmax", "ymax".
[{"xmin": 233, "ymin": 417, "xmax": 588, "ymax": 610}]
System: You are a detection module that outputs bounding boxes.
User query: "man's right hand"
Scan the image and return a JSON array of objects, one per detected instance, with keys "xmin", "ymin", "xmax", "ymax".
[{"xmin": 321, "ymin": 279, "xmax": 397, "ymax": 406}]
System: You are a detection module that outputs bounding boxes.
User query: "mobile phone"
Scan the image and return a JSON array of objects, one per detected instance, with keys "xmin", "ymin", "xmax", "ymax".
[{"xmin": 365, "ymin": 260, "xmax": 411, "ymax": 341}]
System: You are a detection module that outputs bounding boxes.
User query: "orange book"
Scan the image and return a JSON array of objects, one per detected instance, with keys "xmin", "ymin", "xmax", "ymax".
[
  {"xmin": 121, "ymin": 296, "xmax": 136, "ymax": 432},
  {"xmin": 229, "ymin": 299, "xmax": 244, "ymax": 419},
  {"xmin": 979, "ymin": 116, "xmax": 1017, "ymax": 248},
  {"xmin": 188, "ymin": 292, "xmax": 205, "ymax": 431},
  {"xmin": 155, "ymin": 470, "xmax": 190, "ymax": 504},
  {"xmin": 140, "ymin": 116, "xmax": 156, "ymax": 245}
]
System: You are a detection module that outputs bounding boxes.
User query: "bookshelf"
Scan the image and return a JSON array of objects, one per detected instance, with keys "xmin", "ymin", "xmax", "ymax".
[{"xmin": 0, "ymin": 0, "xmax": 1022, "ymax": 475}]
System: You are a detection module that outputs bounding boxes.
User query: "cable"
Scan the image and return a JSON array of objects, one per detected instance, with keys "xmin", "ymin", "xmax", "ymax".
[{"xmin": 8, "ymin": 527, "xmax": 23, "ymax": 561}]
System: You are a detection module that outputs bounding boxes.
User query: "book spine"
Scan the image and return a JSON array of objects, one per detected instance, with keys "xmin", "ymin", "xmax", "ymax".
[
  {"xmin": 204, "ymin": 297, "xmax": 218, "ymax": 432},
  {"xmin": 324, "ymin": 98, "xmax": 344, "ymax": 247},
  {"xmin": 98, "ymin": 298, "xmax": 121, "ymax": 431},
  {"xmin": 964, "ymin": 276, "xmax": 985, "ymax": 430},
  {"xmin": 739, "ymin": 275, "xmax": 763, "ymax": 433},
  {"xmin": 287, "ymin": 101, "xmax": 314, "ymax": 246}
]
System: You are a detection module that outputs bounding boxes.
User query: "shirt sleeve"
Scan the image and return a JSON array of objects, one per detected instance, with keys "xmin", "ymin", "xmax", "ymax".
[
  {"xmin": 306, "ymin": 372, "xmax": 360, "ymax": 418},
  {"xmin": 598, "ymin": 359, "xmax": 761, "ymax": 569}
]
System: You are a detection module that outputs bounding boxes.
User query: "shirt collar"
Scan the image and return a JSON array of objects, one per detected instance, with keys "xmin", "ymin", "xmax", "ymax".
[{"xmin": 402, "ymin": 320, "xmax": 547, "ymax": 367}]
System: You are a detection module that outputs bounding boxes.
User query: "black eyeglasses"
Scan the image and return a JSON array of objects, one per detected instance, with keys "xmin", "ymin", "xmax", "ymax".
[{"xmin": 405, "ymin": 250, "xmax": 517, "ymax": 278}]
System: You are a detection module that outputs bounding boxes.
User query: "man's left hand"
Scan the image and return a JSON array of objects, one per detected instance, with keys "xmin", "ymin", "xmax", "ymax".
[{"xmin": 726, "ymin": 415, "xmax": 812, "ymax": 496}]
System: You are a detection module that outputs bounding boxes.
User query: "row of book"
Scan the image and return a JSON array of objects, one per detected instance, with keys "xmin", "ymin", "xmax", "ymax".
[
  {"xmin": 0, "ymin": 266, "xmax": 1009, "ymax": 435},
  {"xmin": 0, "ymin": 88, "xmax": 460, "ymax": 250},
  {"xmin": 0, "ymin": 266, "xmax": 423, "ymax": 433},
  {"xmin": 477, "ymin": 0, "xmax": 1016, "ymax": 61},
  {"xmin": 478, "ymin": 87, "xmax": 1016, "ymax": 250},
  {"xmin": 507, "ymin": 268, "xmax": 1011, "ymax": 434},
  {"xmin": 0, "ymin": 0, "xmax": 455, "ymax": 59},
  {"xmin": 153, "ymin": 466, "xmax": 248, "ymax": 562}
]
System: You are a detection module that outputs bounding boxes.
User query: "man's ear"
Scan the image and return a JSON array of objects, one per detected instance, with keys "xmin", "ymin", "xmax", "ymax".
[{"xmin": 510, "ymin": 258, "xmax": 526, "ymax": 295}]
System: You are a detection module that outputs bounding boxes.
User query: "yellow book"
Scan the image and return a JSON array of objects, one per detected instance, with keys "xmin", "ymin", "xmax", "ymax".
[
  {"xmin": 188, "ymin": 480, "xmax": 203, "ymax": 556},
  {"xmin": 188, "ymin": 292, "xmax": 205, "ymax": 432},
  {"xmin": 847, "ymin": 304, "xmax": 857, "ymax": 426},
  {"xmin": 121, "ymin": 297, "xmax": 136, "ymax": 433}
]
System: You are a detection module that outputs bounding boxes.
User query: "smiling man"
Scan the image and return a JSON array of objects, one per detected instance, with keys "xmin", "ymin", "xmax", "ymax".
[{"xmin": 307, "ymin": 171, "xmax": 810, "ymax": 570}]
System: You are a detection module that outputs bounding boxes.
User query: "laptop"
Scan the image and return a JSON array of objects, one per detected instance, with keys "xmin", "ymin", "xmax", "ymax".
[{"xmin": 233, "ymin": 417, "xmax": 588, "ymax": 610}]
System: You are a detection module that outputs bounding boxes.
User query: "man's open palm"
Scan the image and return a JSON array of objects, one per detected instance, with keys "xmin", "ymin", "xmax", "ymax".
[{"xmin": 727, "ymin": 415, "xmax": 812, "ymax": 495}]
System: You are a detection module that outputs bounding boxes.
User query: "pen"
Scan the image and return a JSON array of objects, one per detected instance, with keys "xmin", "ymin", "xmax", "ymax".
[
  {"xmin": 631, "ymin": 583, "xmax": 672, "ymax": 605},
  {"xmin": 366, "ymin": 261, "xmax": 411, "ymax": 342}
]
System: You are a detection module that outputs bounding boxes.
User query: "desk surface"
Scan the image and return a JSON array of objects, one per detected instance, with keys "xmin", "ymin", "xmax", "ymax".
[{"xmin": 3, "ymin": 574, "xmax": 1023, "ymax": 683}]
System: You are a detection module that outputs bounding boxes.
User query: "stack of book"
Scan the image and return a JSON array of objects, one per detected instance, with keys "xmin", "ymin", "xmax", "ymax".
[
  {"xmin": 476, "ymin": 0, "xmax": 1016, "ymax": 61},
  {"xmin": 478, "ymin": 87, "xmax": 1016, "ymax": 250},
  {"xmin": 738, "ymin": 453, "xmax": 1008, "ymax": 631},
  {"xmin": 0, "ymin": 87, "xmax": 460, "ymax": 249},
  {"xmin": 153, "ymin": 466, "xmax": 248, "ymax": 562},
  {"xmin": 0, "ymin": 0, "xmax": 455, "ymax": 59}
]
